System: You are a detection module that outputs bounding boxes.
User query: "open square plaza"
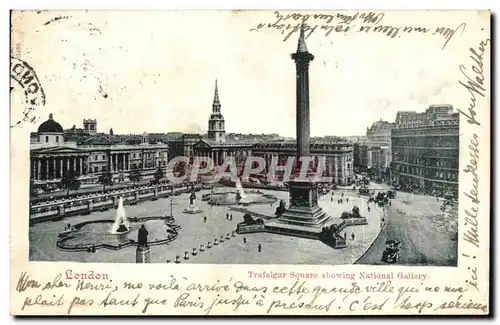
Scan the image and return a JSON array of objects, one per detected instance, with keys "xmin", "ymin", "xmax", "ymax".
[{"xmin": 29, "ymin": 184, "xmax": 456, "ymax": 265}]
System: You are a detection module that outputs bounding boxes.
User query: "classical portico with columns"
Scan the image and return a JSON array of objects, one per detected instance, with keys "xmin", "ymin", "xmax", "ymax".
[{"xmin": 30, "ymin": 114, "xmax": 168, "ymax": 186}]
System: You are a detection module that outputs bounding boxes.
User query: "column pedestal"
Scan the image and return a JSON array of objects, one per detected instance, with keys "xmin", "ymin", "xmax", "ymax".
[
  {"xmin": 277, "ymin": 180, "xmax": 329, "ymax": 228},
  {"xmin": 136, "ymin": 245, "xmax": 151, "ymax": 263}
]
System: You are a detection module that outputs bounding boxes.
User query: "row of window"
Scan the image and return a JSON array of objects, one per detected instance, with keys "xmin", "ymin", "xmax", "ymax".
[
  {"xmin": 398, "ymin": 167, "xmax": 458, "ymax": 181},
  {"xmin": 40, "ymin": 135, "xmax": 60, "ymax": 143},
  {"xmin": 90, "ymin": 152, "xmax": 165, "ymax": 161},
  {"xmin": 92, "ymin": 161, "xmax": 166, "ymax": 173},
  {"xmin": 392, "ymin": 136, "xmax": 458, "ymax": 147}
]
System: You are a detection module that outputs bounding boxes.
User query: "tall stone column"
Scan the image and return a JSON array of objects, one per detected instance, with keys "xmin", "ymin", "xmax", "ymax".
[
  {"xmin": 79, "ymin": 157, "xmax": 83, "ymax": 175},
  {"xmin": 122, "ymin": 154, "xmax": 125, "ymax": 171},
  {"xmin": 59, "ymin": 158, "xmax": 63, "ymax": 178},
  {"xmin": 66, "ymin": 158, "xmax": 70, "ymax": 172},
  {"xmin": 292, "ymin": 27, "xmax": 314, "ymax": 161},
  {"xmin": 37, "ymin": 159, "xmax": 41, "ymax": 180},
  {"xmin": 73, "ymin": 156, "xmax": 77, "ymax": 172}
]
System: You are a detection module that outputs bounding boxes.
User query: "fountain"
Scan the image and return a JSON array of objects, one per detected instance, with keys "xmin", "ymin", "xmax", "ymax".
[
  {"xmin": 110, "ymin": 197, "xmax": 131, "ymax": 234},
  {"xmin": 56, "ymin": 196, "xmax": 182, "ymax": 252},
  {"xmin": 235, "ymin": 178, "xmax": 246, "ymax": 202},
  {"xmin": 201, "ymin": 178, "xmax": 277, "ymax": 206}
]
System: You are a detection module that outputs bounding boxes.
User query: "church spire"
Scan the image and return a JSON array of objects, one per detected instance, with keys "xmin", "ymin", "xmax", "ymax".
[
  {"xmin": 208, "ymin": 79, "xmax": 225, "ymax": 143},
  {"xmin": 212, "ymin": 79, "xmax": 221, "ymax": 113},
  {"xmin": 297, "ymin": 23, "xmax": 309, "ymax": 53}
]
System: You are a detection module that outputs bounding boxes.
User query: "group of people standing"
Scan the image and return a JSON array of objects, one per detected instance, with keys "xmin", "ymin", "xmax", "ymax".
[
  {"xmin": 242, "ymin": 237, "xmax": 262, "ymax": 252},
  {"xmin": 331, "ymin": 192, "xmax": 349, "ymax": 204}
]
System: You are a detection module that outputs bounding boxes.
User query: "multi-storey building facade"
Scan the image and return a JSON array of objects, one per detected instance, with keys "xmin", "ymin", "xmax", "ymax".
[
  {"xmin": 252, "ymin": 141, "xmax": 354, "ymax": 185},
  {"xmin": 363, "ymin": 120, "xmax": 393, "ymax": 181},
  {"xmin": 391, "ymin": 105, "xmax": 459, "ymax": 197},
  {"xmin": 353, "ymin": 143, "xmax": 369, "ymax": 171},
  {"xmin": 30, "ymin": 114, "xmax": 168, "ymax": 187}
]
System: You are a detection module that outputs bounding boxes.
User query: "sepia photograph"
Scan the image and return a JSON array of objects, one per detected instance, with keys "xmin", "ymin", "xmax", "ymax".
[{"xmin": 10, "ymin": 9, "xmax": 490, "ymax": 315}]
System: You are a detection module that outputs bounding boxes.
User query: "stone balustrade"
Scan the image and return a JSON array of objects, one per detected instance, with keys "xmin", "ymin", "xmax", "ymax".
[{"xmin": 29, "ymin": 182, "xmax": 200, "ymax": 224}]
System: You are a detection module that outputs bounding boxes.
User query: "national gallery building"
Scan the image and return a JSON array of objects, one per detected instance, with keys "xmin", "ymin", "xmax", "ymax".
[
  {"xmin": 30, "ymin": 81, "xmax": 355, "ymax": 189},
  {"xmin": 30, "ymin": 114, "xmax": 169, "ymax": 188}
]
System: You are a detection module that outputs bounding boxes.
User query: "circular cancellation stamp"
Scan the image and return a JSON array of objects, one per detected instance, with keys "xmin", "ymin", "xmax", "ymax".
[{"xmin": 10, "ymin": 57, "xmax": 46, "ymax": 128}]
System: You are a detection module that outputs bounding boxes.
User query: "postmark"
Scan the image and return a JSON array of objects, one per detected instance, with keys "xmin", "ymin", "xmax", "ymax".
[{"xmin": 10, "ymin": 57, "xmax": 46, "ymax": 128}]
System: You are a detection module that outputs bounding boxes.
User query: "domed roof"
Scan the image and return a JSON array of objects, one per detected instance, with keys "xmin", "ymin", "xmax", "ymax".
[{"xmin": 37, "ymin": 113, "xmax": 64, "ymax": 133}]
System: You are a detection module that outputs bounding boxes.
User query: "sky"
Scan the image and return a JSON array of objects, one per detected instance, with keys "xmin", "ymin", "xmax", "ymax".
[{"xmin": 10, "ymin": 10, "xmax": 487, "ymax": 137}]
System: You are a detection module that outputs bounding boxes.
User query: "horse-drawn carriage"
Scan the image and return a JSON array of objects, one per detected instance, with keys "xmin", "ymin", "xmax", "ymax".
[{"xmin": 381, "ymin": 239, "xmax": 401, "ymax": 264}]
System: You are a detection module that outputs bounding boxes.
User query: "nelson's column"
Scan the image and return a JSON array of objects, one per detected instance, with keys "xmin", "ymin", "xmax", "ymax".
[{"xmin": 271, "ymin": 24, "xmax": 331, "ymax": 238}]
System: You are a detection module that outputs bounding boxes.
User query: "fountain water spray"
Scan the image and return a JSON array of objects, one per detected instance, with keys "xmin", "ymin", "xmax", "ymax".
[
  {"xmin": 235, "ymin": 178, "xmax": 246, "ymax": 201},
  {"xmin": 110, "ymin": 197, "xmax": 131, "ymax": 234}
]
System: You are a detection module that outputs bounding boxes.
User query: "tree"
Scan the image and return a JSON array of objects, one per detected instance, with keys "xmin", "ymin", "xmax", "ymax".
[
  {"xmin": 129, "ymin": 167, "xmax": 142, "ymax": 186},
  {"xmin": 60, "ymin": 169, "xmax": 81, "ymax": 197},
  {"xmin": 109, "ymin": 128, "xmax": 114, "ymax": 135},
  {"xmin": 98, "ymin": 171, "xmax": 113, "ymax": 191},
  {"xmin": 153, "ymin": 167, "xmax": 165, "ymax": 185},
  {"xmin": 370, "ymin": 191, "xmax": 390, "ymax": 225}
]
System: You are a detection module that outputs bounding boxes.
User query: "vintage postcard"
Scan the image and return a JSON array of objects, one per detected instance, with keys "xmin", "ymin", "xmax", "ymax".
[{"xmin": 10, "ymin": 10, "xmax": 490, "ymax": 315}]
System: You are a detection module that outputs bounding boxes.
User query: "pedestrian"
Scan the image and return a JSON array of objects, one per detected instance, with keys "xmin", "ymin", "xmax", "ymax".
[
  {"xmin": 331, "ymin": 197, "xmax": 333, "ymax": 202},
  {"xmin": 368, "ymin": 206, "xmax": 371, "ymax": 212},
  {"xmin": 243, "ymin": 237, "xmax": 247, "ymax": 244},
  {"xmin": 230, "ymin": 214, "xmax": 233, "ymax": 221},
  {"xmin": 342, "ymin": 193, "xmax": 344, "ymax": 197},
  {"xmin": 351, "ymin": 233, "xmax": 355, "ymax": 240},
  {"xmin": 226, "ymin": 213, "xmax": 229, "ymax": 219},
  {"xmin": 258, "ymin": 244, "xmax": 262, "ymax": 252},
  {"xmin": 346, "ymin": 198, "xmax": 349, "ymax": 203}
]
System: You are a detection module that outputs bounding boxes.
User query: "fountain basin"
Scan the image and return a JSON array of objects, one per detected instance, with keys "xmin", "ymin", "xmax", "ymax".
[
  {"xmin": 112, "ymin": 224, "xmax": 131, "ymax": 235},
  {"xmin": 201, "ymin": 190, "xmax": 277, "ymax": 206},
  {"xmin": 56, "ymin": 216, "xmax": 181, "ymax": 252},
  {"xmin": 183, "ymin": 206, "xmax": 203, "ymax": 214}
]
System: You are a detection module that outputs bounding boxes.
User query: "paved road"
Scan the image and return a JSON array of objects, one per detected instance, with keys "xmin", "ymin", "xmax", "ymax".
[{"xmin": 356, "ymin": 193, "xmax": 458, "ymax": 266}]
